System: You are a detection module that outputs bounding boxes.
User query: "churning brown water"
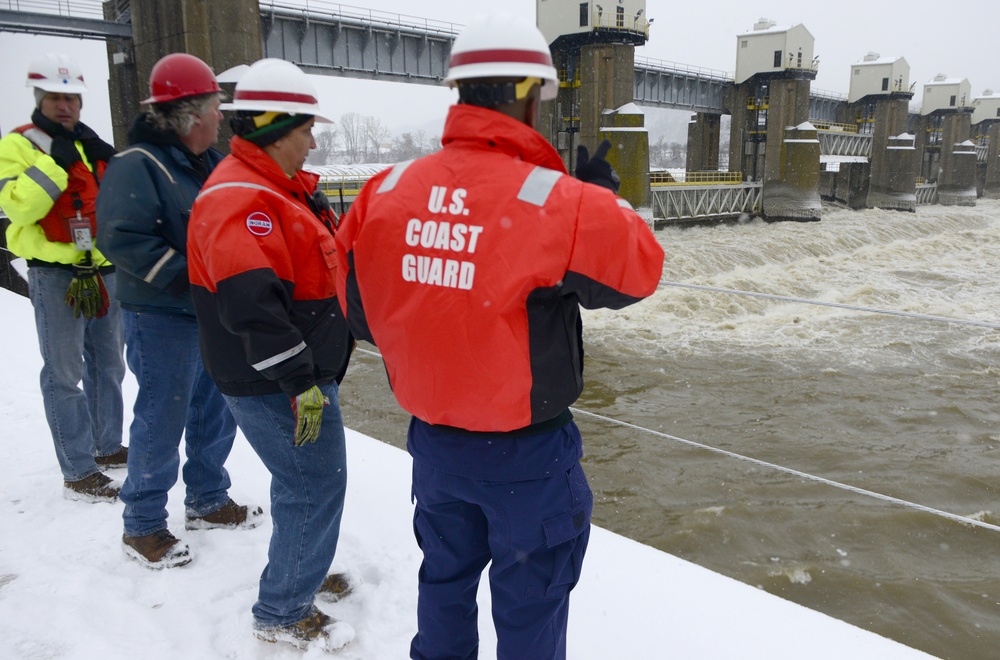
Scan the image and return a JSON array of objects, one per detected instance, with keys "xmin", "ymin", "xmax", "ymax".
[{"xmin": 339, "ymin": 199, "xmax": 1000, "ymax": 659}]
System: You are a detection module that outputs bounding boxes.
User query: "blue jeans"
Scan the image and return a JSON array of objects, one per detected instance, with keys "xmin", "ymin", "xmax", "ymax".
[
  {"xmin": 223, "ymin": 382, "xmax": 347, "ymax": 627},
  {"xmin": 28, "ymin": 265, "xmax": 125, "ymax": 482},
  {"xmin": 120, "ymin": 310, "xmax": 237, "ymax": 537},
  {"xmin": 409, "ymin": 445, "xmax": 592, "ymax": 660}
]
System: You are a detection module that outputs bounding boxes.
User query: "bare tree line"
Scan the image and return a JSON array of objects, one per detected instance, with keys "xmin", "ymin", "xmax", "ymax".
[
  {"xmin": 307, "ymin": 112, "xmax": 440, "ymax": 166},
  {"xmin": 307, "ymin": 110, "xmax": 729, "ymax": 170}
]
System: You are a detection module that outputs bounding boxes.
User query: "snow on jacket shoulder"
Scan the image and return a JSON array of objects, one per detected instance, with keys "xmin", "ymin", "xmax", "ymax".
[
  {"xmin": 97, "ymin": 124, "xmax": 224, "ymax": 315},
  {"xmin": 336, "ymin": 104, "xmax": 664, "ymax": 432},
  {"xmin": 188, "ymin": 136, "xmax": 351, "ymax": 398}
]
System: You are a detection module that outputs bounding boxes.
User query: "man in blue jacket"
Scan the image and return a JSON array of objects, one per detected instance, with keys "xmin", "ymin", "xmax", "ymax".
[{"xmin": 96, "ymin": 53, "xmax": 262, "ymax": 569}]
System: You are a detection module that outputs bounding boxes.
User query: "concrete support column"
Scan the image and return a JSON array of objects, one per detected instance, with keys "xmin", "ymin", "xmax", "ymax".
[
  {"xmin": 600, "ymin": 109, "xmax": 650, "ymax": 209},
  {"xmin": 103, "ymin": 0, "xmax": 263, "ymax": 149},
  {"xmin": 578, "ymin": 43, "xmax": 636, "ymax": 153},
  {"xmin": 867, "ymin": 96, "xmax": 917, "ymax": 211},
  {"xmin": 572, "ymin": 42, "xmax": 648, "ymax": 209},
  {"xmin": 937, "ymin": 110, "xmax": 977, "ymax": 206},
  {"xmin": 762, "ymin": 78, "xmax": 820, "ymax": 221},
  {"xmin": 685, "ymin": 112, "xmax": 721, "ymax": 173},
  {"xmin": 540, "ymin": 50, "xmax": 568, "ymax": 164},
  {"xmin": 725, "ymin": 81, "xmax": 759, "ymax": 181},
  {"xmin": 761, "ymin": 123, "xmax": 822, "ymax": 221},
  {"xmin": 984, "ymin": 123, "xmax": 1000, "ymax": 199},
  {"xmin": 910, "ymin": 115, "xmax": 937, "ymax": 182}
]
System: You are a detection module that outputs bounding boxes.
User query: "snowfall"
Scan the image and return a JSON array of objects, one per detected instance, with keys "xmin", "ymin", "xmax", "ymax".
[{"xmin": 0, "ymin": 284, "xmax": 931, "ymax": 659}]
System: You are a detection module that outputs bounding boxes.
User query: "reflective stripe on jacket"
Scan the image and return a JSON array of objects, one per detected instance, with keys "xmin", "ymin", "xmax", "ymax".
[
  {"xmin": 0, "ymin": 125, "xmax": 110, "ymax": 266},
  {"xmin": 335, "ymin": 103, "xmax": 665, "ymax": 432},
  {"xmin": 188, "ymin": 136, "xmax": 351, "ymax": 397},
  {"xmin": 96, "ymin": 129, "xmax": 224, "ymax": 315}
]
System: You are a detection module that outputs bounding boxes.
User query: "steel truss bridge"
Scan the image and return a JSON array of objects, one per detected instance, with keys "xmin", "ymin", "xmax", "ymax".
[{"xmin": 648, "ymin": 181, "xmax": 762, "ymax": 223}]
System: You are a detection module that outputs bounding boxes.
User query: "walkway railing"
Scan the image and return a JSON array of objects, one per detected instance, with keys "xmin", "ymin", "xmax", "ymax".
[
  {"xmin": 1, "ymin": 0, "xmax": 104, "ymax": 17},
  {"xmin": 812, "ymin": 120, "xmax": 858, "ymax": 133},
  {"xmin": 262, "ymin": 0, "xmax": 460, "ymax": 35},
  {"xmin": 651, "ymin": 171, "xmax": 744, "ymax": 186}
]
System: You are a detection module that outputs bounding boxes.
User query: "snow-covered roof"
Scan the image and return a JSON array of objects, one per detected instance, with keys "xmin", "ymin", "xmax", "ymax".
[
  {"xmin": 853, "ymin": 55, "xmax": 903, "ymax": 66},
  {"xmin": 306, "ymin": 164, "xmax": 391, "ymax": 178},
  {"xmin": 737, "ymin": 24, "xmax": 794, "ymax": 37},
  {"xmin": 925, "ymin": 77, "xmax": 967, "ymax": 86},
  {"xmin": 599, "ymin": 126, "xmax": 648, "ymax": 132},
  {"xmin": 616, "ymin": 102, "xmax": 644, "ymax": 115},
  {"xmin": 821, "ymin": 154, "xmax": 869, "ymax": 171}
]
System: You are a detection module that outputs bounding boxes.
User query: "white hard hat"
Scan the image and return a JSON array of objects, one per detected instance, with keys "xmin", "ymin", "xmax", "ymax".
[
  {"xmin": 221, "ymin": 59, "xmax": 332, "ymax": 122},
  {"xmin": 444, "ymin": 13, "xmax": 559, "ymax": 101},
  {"xmin": 26, "ymin": 53, "xmax": 88, "ymax": 94}
]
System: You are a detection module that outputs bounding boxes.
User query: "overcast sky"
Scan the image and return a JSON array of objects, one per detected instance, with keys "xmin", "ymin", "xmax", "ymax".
[{"xmin": 1, "ymin": 0, "xmax": 995, "ymax": 139}]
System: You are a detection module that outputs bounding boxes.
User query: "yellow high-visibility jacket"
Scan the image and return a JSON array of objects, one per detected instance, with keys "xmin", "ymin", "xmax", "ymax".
[{"xmin": 0, "ymin": 129, "xmax": 111, "ymax": 266}]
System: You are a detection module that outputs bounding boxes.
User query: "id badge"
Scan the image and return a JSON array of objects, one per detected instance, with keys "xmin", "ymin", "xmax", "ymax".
[{"xmin": 69, "ymin": 213, "xmax": 93, "ymax": 251}]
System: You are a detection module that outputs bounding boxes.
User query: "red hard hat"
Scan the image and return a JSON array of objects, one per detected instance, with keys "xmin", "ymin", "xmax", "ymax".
[{"xmin": 142, "ymin": 53, "xmax": 221, "ymax": 104}]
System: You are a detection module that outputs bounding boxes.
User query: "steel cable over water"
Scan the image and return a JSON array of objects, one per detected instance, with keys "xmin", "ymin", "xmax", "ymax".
[{"xmin": 353, "ymin": 281, "xmax": 1000, "ymax": 534}]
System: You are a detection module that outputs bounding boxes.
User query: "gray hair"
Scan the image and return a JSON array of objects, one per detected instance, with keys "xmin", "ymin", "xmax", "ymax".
[{"xmin": 146, "ymin": 92, "xmax": 224, "ymax": 137}]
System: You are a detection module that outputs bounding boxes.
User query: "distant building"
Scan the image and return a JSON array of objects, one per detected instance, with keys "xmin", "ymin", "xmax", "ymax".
[
  {"xmin": 848, "ymin": 53, "xmax": 910, "ymax": 104},
  {"xmin": 971, "ymin": 89, "xmax": 1000, "ymax": 124},
  {"xmin": 537, "ymin": 0, "xmax": 649, "ymax": 49},
  {"xmin": 734, "ymin": 18, "xmax": 815, "ymax": 84},
  {"xmin": 920, "ymin": 74, "xmax": 972, "ymax": 115}
]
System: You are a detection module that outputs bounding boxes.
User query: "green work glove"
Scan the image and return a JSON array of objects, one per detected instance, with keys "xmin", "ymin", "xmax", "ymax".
[
  {"xmin": 291, "ymin": 385, "xmax": 330, "ymax": 446},
  {"xmin": 64, "ymin": 258, "xmax": 110, "ymax": 320}
]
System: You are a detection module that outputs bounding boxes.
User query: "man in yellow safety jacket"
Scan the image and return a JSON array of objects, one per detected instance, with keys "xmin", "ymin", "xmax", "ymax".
[{"xmin": 0, "ymin": 52, "xmax": 126, "ymax": 502}]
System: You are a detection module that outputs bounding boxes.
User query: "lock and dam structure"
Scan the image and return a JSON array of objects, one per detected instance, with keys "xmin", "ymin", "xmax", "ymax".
[{"xmin": 1, "ymin": 0, "xmax": 999, "ymax": 226}]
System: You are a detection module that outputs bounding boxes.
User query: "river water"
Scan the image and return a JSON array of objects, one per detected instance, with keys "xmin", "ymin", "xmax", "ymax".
[{"xmin": 338, "ymin": 199, "xmax": 1000, "ymax": 659}]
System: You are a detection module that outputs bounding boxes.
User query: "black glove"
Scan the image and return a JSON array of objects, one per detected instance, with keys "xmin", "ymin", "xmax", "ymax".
[
  {"xmin": 49, "ymin": 136, "xmax": 82, "ymax": 171},
  {"xmin": 64, "ymin": 257, "xmax": 110, "ymax": 320},
  {"xmin": 575, "ymin": 139, "xmax": 621, "ymax": 193},
  {"xmin": 310, "ymin": 190, "xmax": 339, "ymax": 228},
  {"xmin": 311, "ymin": 190, "xmax": 332, "ymax": 214}
]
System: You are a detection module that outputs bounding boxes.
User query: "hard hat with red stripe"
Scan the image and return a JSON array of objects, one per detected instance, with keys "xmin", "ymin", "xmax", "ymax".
[
  {"xmin": 444, "ymin": 12, "xmax": 559, "ymax": 101},
  {"xmin": 142, "ymin": 53, "xmax": 222, "ymax": 104},
  {"xmin": 221, "ymin": 59, "xmax": 333, "ymax": 122},
  {"xmin": 26, "ymin": 53, "xmax": 88, "ymax": 94}
]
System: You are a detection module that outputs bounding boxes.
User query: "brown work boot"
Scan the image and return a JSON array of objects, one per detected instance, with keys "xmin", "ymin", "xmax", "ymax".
[
  {"xmin": 185, "ymin": 497, "xmax": 264, "ymax": 531},
  {"xmin": 122, "ymin": 529, "xmax": 192, "ymax": 569},
  {"xmin": 63, "ymin": 472, "xmax": 120, "ymax": 503},
  {"xmin": 316, "ymin": 573, "xmax": 353, "ymax": 603},
  {"xmin": 253, "ymin": 606, "xmax": 354, "ymax": 651},
  {"xmin": 95, "ymin": 445, "xmax": 128, "ymax": 469}
]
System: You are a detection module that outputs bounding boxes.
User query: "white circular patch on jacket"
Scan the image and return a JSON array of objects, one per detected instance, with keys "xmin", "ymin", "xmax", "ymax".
[{"xmin": 246, "ymin": 212, "xmax": 273, "ymax": 236}]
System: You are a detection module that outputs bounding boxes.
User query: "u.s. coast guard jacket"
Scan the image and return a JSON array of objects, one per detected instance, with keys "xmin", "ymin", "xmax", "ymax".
[{"xmin": 336, "ymin": 103, "xmax": 664, "ymax": 433}]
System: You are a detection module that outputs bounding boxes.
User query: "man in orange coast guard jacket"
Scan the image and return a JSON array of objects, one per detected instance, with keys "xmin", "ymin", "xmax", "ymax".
[{"xmin": 335, "ymin": 13, "xmax": 664, "ymax": 660}]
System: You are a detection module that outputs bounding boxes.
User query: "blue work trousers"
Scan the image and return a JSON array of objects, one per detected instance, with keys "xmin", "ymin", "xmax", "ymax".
[
  {"xmin": 222, "ymin": 382, "xmax": 347, "ymax": 627},
  {"xmin": 410, "ymin": 459, "xmax": 592, "ymax": 660},
  {"xmin": 120, "ymin": 310, "xmax": 236, "ymax": 536},
  {"xmin": 28, "ymin": 265, "xmax": 125, "ymax": 482}
]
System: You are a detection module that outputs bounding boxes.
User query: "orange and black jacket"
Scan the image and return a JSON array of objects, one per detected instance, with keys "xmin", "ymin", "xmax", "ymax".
[
  {"xmin": 336, "ymin": 103, "xmax": 665, "ymax": 433},
  {"xmin": 187, "ymin": 136, "xmax": 351, "ymax": 398}
]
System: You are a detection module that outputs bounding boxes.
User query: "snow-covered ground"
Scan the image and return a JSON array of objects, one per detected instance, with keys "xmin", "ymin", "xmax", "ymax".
[{"xmin": 0, "ymin": 286, "xmax": 931, "ymax": 659}]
